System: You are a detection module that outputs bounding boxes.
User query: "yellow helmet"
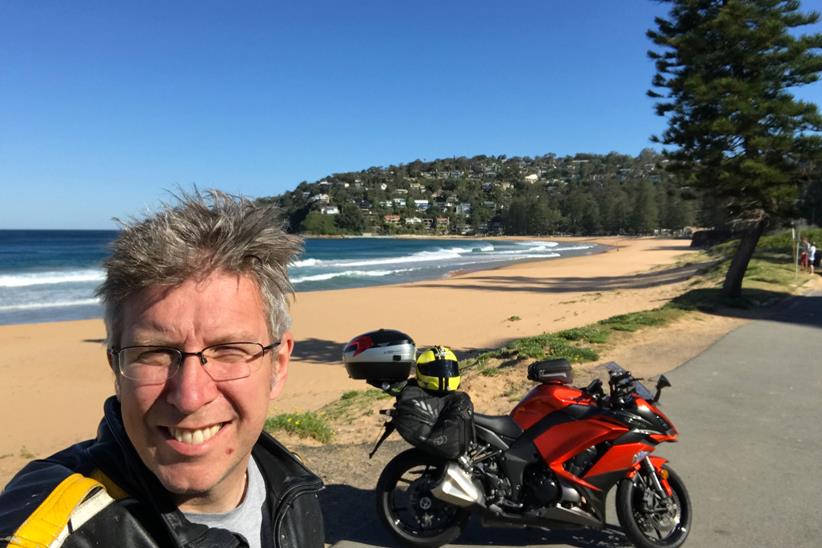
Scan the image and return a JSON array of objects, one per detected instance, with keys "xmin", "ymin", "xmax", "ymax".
[{"xmin": 415, "ymin": 346, "xmax": 460, "ymax": 392}]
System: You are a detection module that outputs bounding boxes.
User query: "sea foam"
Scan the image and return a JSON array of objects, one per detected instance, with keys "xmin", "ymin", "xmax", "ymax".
[
  {"xmin": 0, "ymin": 270, "xmax": 105, "ymax": 288},
  {"xmin": 0, "ymin": 298, "xmax": 101, "ymax": 312}
]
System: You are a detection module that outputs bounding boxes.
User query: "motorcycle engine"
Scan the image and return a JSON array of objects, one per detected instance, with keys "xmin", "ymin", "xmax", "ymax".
[
  {"xmin": 475, "ymin": 459, "xmax": 512, "ymax": 503},
  {"xmin": 523, "ymin": 463, "xmax": 559, "ymax": 507},
  {"xmin": 564, "ymin": 445, "xmax": 598, "ymax": 478}
]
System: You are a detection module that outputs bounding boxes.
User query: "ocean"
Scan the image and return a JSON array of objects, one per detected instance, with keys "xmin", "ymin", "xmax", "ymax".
[{"xmin": 0, "ymin": 230, "xmax": 603, "ymax": 326}]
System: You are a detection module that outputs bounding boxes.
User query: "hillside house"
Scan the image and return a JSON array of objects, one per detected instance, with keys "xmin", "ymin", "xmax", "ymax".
[
  {"xmin": 319, "ymin": 205, "xmax": 339, "ymax": 215},
  {"xmin": 435, "ymin": 217, "xmax": 449, "ymax": 233}
]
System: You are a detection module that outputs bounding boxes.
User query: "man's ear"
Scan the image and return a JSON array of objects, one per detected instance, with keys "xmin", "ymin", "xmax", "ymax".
[
  {"xmin": 269, "ymin": 331, "xmax": 293, "ymax": 399},
  {"xmin": 107, "ymin": 350, "xmax": 121, "ymax": 400}
]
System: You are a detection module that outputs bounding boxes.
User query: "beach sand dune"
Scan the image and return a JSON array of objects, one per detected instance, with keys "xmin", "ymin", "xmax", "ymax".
[{"xmin": 0, "ymin": 236, "xmax": 701, "ymax": 485}]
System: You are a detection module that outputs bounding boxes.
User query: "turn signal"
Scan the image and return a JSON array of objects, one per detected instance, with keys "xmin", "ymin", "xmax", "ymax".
[{"xmin": 659, "ymin": 468, "xmax": 669, "ymax": 480}]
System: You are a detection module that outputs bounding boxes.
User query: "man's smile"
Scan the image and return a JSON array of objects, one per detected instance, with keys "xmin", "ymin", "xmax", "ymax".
[{"xmin": 164, "ymin": 423, "xmax": 226, "ymax": 445}]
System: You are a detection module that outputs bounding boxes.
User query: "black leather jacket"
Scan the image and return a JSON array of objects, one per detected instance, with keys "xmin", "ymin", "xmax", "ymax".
[{"xmin": 0, "ymin": 397, "xmax": 324, "ymax": 548}]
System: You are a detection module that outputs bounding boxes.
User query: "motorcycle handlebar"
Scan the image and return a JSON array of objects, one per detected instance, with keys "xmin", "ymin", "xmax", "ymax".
[{"xmin": 606, "ymin": 370, "xmax": 639, "ymax": 408}]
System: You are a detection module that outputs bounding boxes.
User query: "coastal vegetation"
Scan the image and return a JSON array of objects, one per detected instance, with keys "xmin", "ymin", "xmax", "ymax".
[{"xmin": 262, "ymin": 150, "xmax": 697, "ymax": 238}]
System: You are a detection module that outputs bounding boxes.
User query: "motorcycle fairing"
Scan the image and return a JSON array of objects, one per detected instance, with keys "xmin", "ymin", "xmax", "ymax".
[
  {"xmin": 530, "ymin": 417, "xmax": 628, "ymax": 491},
  {"xmin": 584, "ymin": 441, "xmax": 656, "ymax": 483},
  {"xmin": 511, "ymin": 384, "xmax": 597, "ymax": 429},
  {"xmin": 626, "ymin": 398, "xmax": 678, "ymax": 436}
]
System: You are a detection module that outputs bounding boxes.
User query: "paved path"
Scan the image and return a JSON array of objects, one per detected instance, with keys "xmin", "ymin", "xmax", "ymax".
[
  {"xmin": 330, "ymin": 292, "xmax": 822, "ymax": 547},
  {"xmin": 658, "ymin": 291, "xmax": 822, "ymax": 547}
]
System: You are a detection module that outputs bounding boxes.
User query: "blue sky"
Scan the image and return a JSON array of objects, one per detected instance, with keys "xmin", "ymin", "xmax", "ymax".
[{"xmin": 2, "ymin": 0, "xmax": 822, "ymax": 229}]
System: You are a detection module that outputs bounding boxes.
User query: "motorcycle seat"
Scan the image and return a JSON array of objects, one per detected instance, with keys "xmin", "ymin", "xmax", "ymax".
[{"xmin": 473, "ymin": 413, "xmax": 523, "ymax": 440}]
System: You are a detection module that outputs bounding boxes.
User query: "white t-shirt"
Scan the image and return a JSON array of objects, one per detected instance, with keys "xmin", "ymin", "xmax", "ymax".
[{"xmin": 183, "ymin": 458, "xmax": 266, "ymax": 548}]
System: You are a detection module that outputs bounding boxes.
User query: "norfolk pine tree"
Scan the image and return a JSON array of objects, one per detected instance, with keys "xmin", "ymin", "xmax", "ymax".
[{"xmin": 648, "ymin": 0, "xmax": 822, "ymax": 297}]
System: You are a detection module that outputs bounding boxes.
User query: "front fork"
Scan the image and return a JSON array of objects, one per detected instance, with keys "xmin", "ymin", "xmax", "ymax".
[{"xmin": 630, "ymin": 455, "xmax": 673, "ymax": 498}]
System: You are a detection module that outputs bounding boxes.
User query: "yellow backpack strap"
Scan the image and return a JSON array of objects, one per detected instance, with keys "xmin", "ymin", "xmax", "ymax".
[{"xmin": 9, "ymin": 473, "xmax": 114, "ymax": 548}]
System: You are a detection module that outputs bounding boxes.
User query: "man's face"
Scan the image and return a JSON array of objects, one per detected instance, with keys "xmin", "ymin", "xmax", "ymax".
[{"xmin": 114, "ymin": 270, "xmax": 292, "ymax": 511}]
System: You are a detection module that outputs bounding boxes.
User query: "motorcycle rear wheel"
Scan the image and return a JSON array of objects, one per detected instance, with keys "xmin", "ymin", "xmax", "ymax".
[
  {"xmin": 375, "ymin": 449, "xmax": 470, "ymax": 548},
  {"xmin": 616, "ymin": 463, "xmax": 691, "ymax": 548}
]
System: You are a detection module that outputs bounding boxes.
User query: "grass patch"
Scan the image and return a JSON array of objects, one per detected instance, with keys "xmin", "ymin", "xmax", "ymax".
[
  {"xmin": 556, "ymin": 325, "xmax": 610, "ymax": 344},
  {"xmin": 506, "ymin": 315, "xmax": 521, "ymax": 322},
  {"xmin": 480, "ymin": 366, "xmax": 504, "ymax": 377},
  {"xmin": 19, "ymin": 446, "xmax": 35, "ymax": 459},
  {"xmin": 598, "ymin": 308, "xmax": 683, "ymax": 332},
  {"xmin": 265, "ymin": 412, "xmax": 333, "ymax": 443},
  {"xmin": 461, "ymin": 349, "xmax": 505, "ymax": 372},
  {"xmin": 507, "ymin": 333, "xmax": 600, "ymax": 363}
]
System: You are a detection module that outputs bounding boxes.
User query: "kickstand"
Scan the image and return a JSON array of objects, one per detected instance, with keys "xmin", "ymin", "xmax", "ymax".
[{"xmin": 369, "ymin": 423, "xmax": 395, "ymax": 459}]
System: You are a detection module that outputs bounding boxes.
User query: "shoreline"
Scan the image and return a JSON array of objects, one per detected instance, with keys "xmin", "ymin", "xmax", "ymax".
[
  {"xmin": 0, "ymin": 235, "xmax": 613, "ymax": 328},
  {"xmin": 0, "ymin": 236, "xmax": 699, "ymax": 486}
]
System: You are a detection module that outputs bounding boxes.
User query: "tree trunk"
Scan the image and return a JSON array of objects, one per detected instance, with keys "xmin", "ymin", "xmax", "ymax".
[{"xmin": 722, "ymin": 217, "xmax": 768, "ymax": 298}]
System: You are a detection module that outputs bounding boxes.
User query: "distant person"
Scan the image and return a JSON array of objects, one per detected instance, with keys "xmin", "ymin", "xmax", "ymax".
[
  {"xmin": 800, "ymin": 237, "xmax": 810, "ymax": 272},
  {"xmin": 0, "ymin": 190, "xmax": 324, "ymax": 547},
  {"xmin": 810, "ymin": 241, "xmax": 817, "ymax": 275}
]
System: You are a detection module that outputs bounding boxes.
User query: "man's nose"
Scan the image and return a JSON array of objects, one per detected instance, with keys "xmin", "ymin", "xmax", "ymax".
[{"xmin": 164, "ymin": 354, "xmax": 219, "ymax": 413}]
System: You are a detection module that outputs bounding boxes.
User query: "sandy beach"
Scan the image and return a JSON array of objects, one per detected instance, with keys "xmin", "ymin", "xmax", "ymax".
[{"xmin": 0, "ymin": 236, "xmax": 705, "ymax": 485}]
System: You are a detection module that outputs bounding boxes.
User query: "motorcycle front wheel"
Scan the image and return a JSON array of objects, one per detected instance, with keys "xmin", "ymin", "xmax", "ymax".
[
  {"xmin": 616, "ymin": 463, "xmax": 691, "ymax": 548},
  {"xmin": 375, "ymin": 449, "xmax": 470, "ymax": 548}
]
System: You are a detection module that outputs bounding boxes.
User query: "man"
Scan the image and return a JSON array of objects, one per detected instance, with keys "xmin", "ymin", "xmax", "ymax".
[{"xmin": 0, "ymin": 191, "xmax": 324, "ymax": 547}]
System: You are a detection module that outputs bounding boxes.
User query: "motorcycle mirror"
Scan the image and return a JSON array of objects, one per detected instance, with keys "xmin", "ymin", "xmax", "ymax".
[{"xmin": 652, "ymin": 375, "xmax": 672, "ymax": 403}]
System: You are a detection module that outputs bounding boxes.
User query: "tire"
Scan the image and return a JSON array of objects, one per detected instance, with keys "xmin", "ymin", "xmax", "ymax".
[
  {"xmin": 375, "ymin": 449, "xmax": 470, "ymax": 547},
  {"xmin": 616, "ymin": 463, "xmax": 691, "ymax": 548}
]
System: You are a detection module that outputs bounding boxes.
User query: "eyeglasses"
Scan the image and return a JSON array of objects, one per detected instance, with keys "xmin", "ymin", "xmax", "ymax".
[{"xmin": 110, "ymin": 341, "xmax": 280, "ymax": 385}]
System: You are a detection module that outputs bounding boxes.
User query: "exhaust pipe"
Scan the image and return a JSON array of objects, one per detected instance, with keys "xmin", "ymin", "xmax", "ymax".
[{"xmin": 431, "ymin": 462, "xmax": 484, "ymax": 508}]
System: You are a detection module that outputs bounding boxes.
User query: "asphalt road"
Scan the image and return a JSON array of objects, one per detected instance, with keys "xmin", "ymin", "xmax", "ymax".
[{"xmin": 330, "ymin": 291, "xmax": 822, "ymax": 548}]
